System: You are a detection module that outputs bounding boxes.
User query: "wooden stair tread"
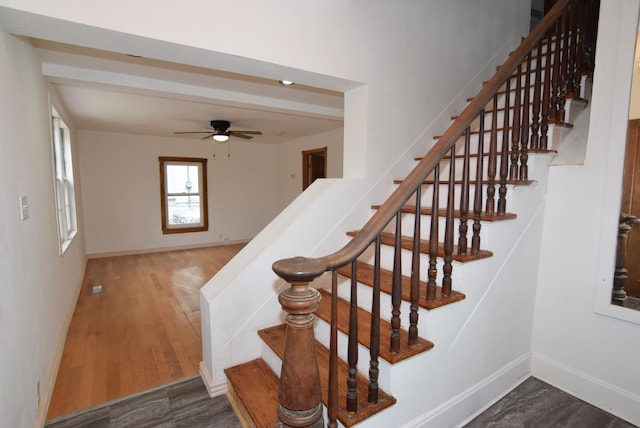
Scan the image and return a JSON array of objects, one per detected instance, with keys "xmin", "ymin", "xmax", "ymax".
[
  {"xmin": 347, "ymin": 230, "xmax": 493, "ymax": 263},
  {"xmin": 337, "ymin": 260, "xmax": 466, "ymax": 310},
  {"xmin": 371, "ymin": 204, "xmax": 517, "ymax": 222},
  {"xmin": 225, "ymin": 359, "xmax": 279, "ymax": 428},
  {"xmin": 315, "ymin": 288, "xmax": 434, "ymax": 363},
  {"xmin": 258, "ymin": 324, "xmax": 397, "ymax": 427}
]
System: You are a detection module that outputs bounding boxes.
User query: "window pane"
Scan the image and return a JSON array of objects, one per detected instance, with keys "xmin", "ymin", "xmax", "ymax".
[
  {"xmin": 166, "ymin": 164, "xmax": 200, "ymax": 194},
  {"xmin": 168, "ymin": 195, "xmax": 201, "ymax": 225}
]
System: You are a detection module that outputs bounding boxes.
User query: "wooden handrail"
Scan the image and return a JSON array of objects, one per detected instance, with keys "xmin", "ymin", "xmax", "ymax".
[{"xmin": 272, "ymin": 1, "xmax": 598, "ymax": 426}]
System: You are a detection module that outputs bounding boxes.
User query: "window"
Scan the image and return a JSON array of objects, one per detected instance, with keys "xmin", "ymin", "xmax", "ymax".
[
  {"xmin": 159, "ymin": 157, "xmax": 208, "ymax": 234},
  {"xmin": 51, "ymin": 106, "xmax": 78, "ymax": 254}
]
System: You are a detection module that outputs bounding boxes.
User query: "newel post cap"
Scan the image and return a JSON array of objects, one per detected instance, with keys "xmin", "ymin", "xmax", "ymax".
[{"xmin": 272, "ymin": 256, "xmax": 326, "ymax": 283}]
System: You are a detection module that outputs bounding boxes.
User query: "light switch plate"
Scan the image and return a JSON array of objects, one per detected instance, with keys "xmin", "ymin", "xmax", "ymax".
[{"xmin": 20, "ymin": 195, "xmax": 28, "ymax": 220}]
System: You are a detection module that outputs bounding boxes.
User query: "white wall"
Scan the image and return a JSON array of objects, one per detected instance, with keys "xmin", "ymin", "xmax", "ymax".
[
  {"xmin": 0, "ymin": 1, "xmax": 531, "ymax": 426},
  {"xmin": 79, "ymin": 131, "xmax": 278, "ymax": 256},
  {"xmin": 0, "ymin": 30, "xmax": 86, "ymax": 427},
  {"xmin": 275, "ymin": 128, "xmax": 343, "ymax": 210},
  {"xmin": 532, "ymin": 1, "xmax": 640, "ymax": 425},
  {"xmin": 0, "ymin": 0, "xmax": 529, "ymax": 184}
]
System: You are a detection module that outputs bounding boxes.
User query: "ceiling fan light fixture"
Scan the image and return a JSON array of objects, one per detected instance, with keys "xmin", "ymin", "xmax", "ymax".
[{"xmin": 213, "ymin": 133, "xmax": 229, "ymax": 142}]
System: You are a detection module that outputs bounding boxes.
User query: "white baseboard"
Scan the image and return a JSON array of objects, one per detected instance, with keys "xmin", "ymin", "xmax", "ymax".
[
  {"xmin": 199, "ymin": 361, "xmax": 227, "ymax": 398},
  {"xmin": 87, "ymin": 240, "xmax": 249, "ymax": 259},
  {"xmin": 531, "ymin": 353, "xmax": 640, "ymax": 426},
  {"xmin": 401, "ymin": 353, "xmax": 531, "ymax": 428}
]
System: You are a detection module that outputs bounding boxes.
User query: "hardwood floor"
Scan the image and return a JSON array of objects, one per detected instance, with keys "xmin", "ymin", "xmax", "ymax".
[{"xmin": 46, "ymin": 244, "xmax": 245, "ymax": 421}]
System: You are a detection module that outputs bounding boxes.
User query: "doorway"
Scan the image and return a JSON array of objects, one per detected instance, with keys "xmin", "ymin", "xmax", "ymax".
[
  {"xmin": 302, "ymin": 147, "xmax": 327, "ymax": 190},
  {"xmin": 621, "ymin": 119, "xmax": 640, "ymax": 299}
]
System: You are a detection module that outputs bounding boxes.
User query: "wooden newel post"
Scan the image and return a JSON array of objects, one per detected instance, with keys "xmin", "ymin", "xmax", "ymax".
[
  {"xmin": 613, "ymin": 214, "xmax": 637, "ymax": 305},
  {"xmin": 273, "ymin": 257, "xmax": 326, "ymax": 428}
]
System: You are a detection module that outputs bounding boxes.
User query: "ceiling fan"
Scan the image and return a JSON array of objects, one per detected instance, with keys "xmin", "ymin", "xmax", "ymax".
[{"xmin": 174, "ymin": 120, "xmax": 262, "ymax": 142}]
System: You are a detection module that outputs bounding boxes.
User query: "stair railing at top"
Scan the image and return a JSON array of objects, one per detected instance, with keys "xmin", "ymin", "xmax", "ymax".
[{"xmin": 271, "ymin": 1, "xmax": 600, "ymax": 427}]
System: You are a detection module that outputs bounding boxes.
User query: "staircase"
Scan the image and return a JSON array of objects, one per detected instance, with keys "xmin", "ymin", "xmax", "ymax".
[{"xmin": 222, "ymin": 1, "xmax": 600, "ymax": 427}]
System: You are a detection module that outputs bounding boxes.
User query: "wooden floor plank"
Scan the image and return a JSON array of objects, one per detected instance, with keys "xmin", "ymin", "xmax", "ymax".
[{"xmin": 46, "ymin": 244, "xmax": 245, "ymax": 420}]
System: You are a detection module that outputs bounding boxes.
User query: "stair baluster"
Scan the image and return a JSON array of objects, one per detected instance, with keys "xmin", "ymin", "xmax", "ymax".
[
  {"xmin": 409, "ymin": 188, "xmax": 421, "ymax": 345},
  {"xmin": 443, "ymin": 148, "xmax": 456, "ymax": 296},
  {"xmin": 328, "ymin": 270, "xmax": 338, "ymax": 428},
  {"xmin": 368, "ymin": 237, "xmax": 381, "ymax": 401},
  {"xmin": 347, "ymin": 261, "xmax": 359, "ymax": 413},
  {"xmin": 567, "ymin": 1, "xmax": 579, "ymax": 99},
  {"xmin": 558, "ymin": 7, "xmax": 570, "ymax": 124},
  {"xmin": 486, "ymin": 95, "xmax": 499, "ymax": 216},
  {"xmin": 531, "ymin": 39, "xmax": 543, "ymax": 151},
  {"xmin": 520, "ymin": 53, "xmax": 532, "ymax": 180},
  {"xmin": 550, "ymin": 14, "xmax": 562, "ymax": 124},
  {"xmin": 572, "ymin": 1, "xmax": 585, "ymax": 98},
  {"xmin": 540, "ymin": 29, "xmax": 552, "ymax": 150},
  {"xmin": 498, "ymin": 79, "xmax": 511, "ymax": 215},
  {"xmin": 458, "ymin": 128, "xmax": 472, "ymax": 254},
  {"xmin": 471, "ymin": 111, "xmax": 485, "ymax": 254},
  {"xmin": 427, "ymin": 165, "xmax": 440, "ymax": 298},
  {"xmin": 390, "ymin": 213, "xmax": 404, "ymax": 352},
  {"xmin": 511, "ymin": 64, "xmax": 522, "ymax": 181}
]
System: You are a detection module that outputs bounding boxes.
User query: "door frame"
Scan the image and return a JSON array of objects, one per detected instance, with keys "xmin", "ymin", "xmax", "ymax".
[{"xmin": 302, "ymin": 146, "xmax": 327, "ymax": 190}]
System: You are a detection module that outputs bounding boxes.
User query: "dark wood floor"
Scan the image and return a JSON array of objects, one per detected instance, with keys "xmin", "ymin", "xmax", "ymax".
[
  {"xmin": 44, "ymin": 375, "xmax": 241, "ymax": 428},
  {"xmin": 46, "ymin": 244, "xmax": 245, "ymax": 421},
  {"xmin": 465, "ymin": 377, "xmax": 635, "ymax": 427},
  {"xmin": 45, "ymin": 375, "xmax": 634, "ymax": 427}
]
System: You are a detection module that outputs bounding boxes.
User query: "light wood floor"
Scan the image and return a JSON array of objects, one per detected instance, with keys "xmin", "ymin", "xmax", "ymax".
[{"xmin": 46, "ymin": 244, "xmax": 245, "ymax": 420}]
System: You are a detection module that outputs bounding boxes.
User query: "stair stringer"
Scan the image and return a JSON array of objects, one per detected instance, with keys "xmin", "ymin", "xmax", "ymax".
[{"xmin": 328, "ymin": 152, "xmax": 555, "ymax": 428}]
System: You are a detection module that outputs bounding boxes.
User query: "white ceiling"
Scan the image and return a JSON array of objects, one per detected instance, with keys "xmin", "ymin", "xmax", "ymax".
[{"xmin": 33, "ymin": 39, "xmax": 344, "ymax": 145}]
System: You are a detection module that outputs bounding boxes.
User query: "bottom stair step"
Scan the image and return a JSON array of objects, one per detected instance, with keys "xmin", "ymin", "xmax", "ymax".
[
  {"xmin": 259, "ymin": 323, "xmax": 397, "ymax": 427},
  {"xmin": 225, "ymin": 358, "xmax": 279, "ymax": 428}
]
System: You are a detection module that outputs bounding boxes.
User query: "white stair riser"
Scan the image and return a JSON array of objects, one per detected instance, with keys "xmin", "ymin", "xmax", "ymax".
[
  {"xmin": 354, "ymin": 243, "xmax": 470, "ymax": 286},
  {"xmin": 412, "ymin": 183, "xmax": 516, "ymax": 214},
  {"xmin": 377, "ymin": 210, "xmax": 505, "ymax": 247},
  {"xmin": 314, "ymin": 319, "xmax": 394, "ymax": 392}
]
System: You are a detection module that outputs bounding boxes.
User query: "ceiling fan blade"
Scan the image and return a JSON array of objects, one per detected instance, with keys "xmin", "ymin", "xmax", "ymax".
[
  {"xmin": 230, "ymin": 130, "xmax": 262, "ymax": 135},
  {"xmin": 174, "ymin": 131, "xmax": 213, "ymax": 135},
  {"xmin": 200, "ymin": 134, "xmax": 214, "ymax": 140},
  {"xmin": 229, "ymin": 132, "xmax": 253, "ymax": 140}
]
